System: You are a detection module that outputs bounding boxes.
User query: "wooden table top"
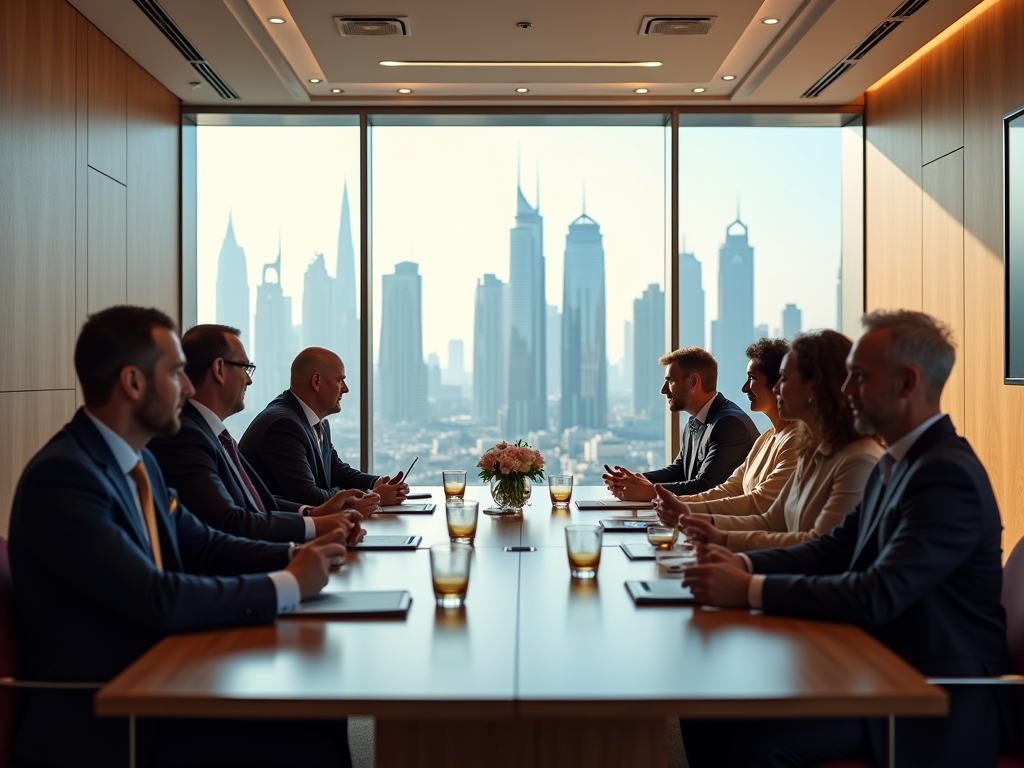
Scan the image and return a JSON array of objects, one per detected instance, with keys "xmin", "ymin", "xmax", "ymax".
[{"xmin": 96, "ymin": 486, "xmax": 947, "ymax": 721}]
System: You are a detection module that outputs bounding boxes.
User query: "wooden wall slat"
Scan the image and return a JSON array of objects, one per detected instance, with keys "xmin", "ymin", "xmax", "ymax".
[
  {"xmin": 922, "ymin": 149, "xmax": 964, "ymax": 431},
  {"xmin": 0, "ymin": 390, "xmax": 77, "ymax": 535},
  {"xmin": 922, "ymin": 29, "xmax": 964, "ymax": 165},
  {"xmin": 0, "ymin": 0, "xmax": 77, "ymax": 392},
  {"xmin": 866, "ymin": 60, "xmax": 923, "ymax": 313},
  {"xmin": 87, "ymin": 167, "xmax": 127, "ymax": 313},
  {"xmin": 127, "ymin": 59, "xmax": 180, "ymax": 324},
  {"xmin": 86, "ymin": 20, "xmax": 126, "ymax": 184}
]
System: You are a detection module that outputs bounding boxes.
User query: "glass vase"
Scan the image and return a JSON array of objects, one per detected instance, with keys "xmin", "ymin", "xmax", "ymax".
[{"xmin": 487, "ymin": 475, "xmax": 531, "ymax": 515}]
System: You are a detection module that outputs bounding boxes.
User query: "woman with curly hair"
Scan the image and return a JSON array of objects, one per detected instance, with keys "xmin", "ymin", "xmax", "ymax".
[{"xmin": 657, "ymin": 329, "xmax": 883, "ymax": 552}]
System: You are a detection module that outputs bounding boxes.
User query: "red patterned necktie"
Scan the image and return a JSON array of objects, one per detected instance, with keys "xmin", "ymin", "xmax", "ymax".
[{"xmin": 218, "ymin": 429, "xmax": 268, "ymax": 514}]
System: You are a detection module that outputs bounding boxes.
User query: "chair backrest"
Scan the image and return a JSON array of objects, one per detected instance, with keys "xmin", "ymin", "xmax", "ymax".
[
  {"xmin": 1003, "ymin": 535, "xmax": 1024, "ymax": 676},
  {"xmin": 0, "ymin": 536, "xmax": 16, "ymax": 766}
]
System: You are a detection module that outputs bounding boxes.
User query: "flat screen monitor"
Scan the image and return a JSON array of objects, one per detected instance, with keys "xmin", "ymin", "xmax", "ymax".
[{"xmin": 1005, "ymin": 105, "xmax": 1024, "ymax": 383}]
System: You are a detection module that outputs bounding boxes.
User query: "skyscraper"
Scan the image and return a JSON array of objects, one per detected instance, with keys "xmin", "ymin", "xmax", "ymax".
[
  {"xmin": 783, "ymin": 303, "xmax": 803, "ymax": 340},
  {"xmin": 446, "ymin": 339, "xmax": 466, "ymax": 388},
  {"xmin": 561, "ymin": 211, "xmax": 607, "ymax": 430},
  {"xmin": 633, "ymin": 284, "xmax": 665, "ymax": 421},
  {"xmin": 546, "ymin": 304, "xmax": 561, "ymax": 398},
  {"xmin": 505, "ymin": 183, "xmax": 547, "ymax": 434},
  {"xmin": 333, "ymin": 181, "xmax": 360, "ymax": 386},
  {"xmin": 302, "ymin": 252, "xmax": 333, "ymax": 349},
  {"xmin": 253, "ymin": 244, "xmax": 297, "ymax": 410},
  {"xmin": 678, "ymin": 245, "xmax": 705, "ymax": 350},
  {"xmin": 378, "ymin": 261, "xmax": 427, "ymax": 423},
  {"xmin": 714, "ymin": 213, "xmax": 755, "ymax": 402},
  {"xmin": 215, "ymin": 213, "xmax": 250, "ymax": 349},
  {"xmin": 473, "ymin": 274, "xmax": 506, "ymax": 425}
]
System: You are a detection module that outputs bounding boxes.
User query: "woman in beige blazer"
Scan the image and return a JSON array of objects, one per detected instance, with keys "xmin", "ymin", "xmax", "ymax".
[
  {"xmin": 658, "ymin": 329, "xmax": 883, "ymax": 553},
  {"xmin": 665, "ymin": 338, "xmax": 804, "ymax": 520}
]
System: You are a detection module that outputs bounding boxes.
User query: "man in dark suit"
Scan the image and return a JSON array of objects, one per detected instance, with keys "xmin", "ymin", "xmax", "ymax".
[
  {"xmin": 660, "ymin": 310, "xmax": 1011, "ymax": 768},
  {"xmin": 603, "ymin": 347, "xmax": 758, "ymax": 500},
  {"xmin": 9, "ymin": 306, "xmax": 352, "ymax": 768},
  {"xmin": 149, "ymin": 324, "xmax": 377, "ymax": 543},
  {"xmin": 240, "ymin": 347, "xmax": 409, "ymax": 507}
]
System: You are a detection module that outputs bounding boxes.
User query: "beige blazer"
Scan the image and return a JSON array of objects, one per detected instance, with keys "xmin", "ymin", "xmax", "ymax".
[
  {"xmin": 714, "ymin": 435, "xmax": 884, "ymax": 552},
  {"xmin": 680, "ymin": 420, "xmax": 804, "ymax": 517}
]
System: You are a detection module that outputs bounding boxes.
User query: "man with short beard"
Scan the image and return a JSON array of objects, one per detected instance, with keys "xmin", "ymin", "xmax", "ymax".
[
  {"xmin": 8, "ymin": 306, "xmax": 354, "ymax": 768},
  {"xmin": 669, "ymin": 310, "xmax": 1011, "ymax": 768}
]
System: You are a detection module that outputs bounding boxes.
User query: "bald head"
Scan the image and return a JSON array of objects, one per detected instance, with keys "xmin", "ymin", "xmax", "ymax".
[{"xmin": 289, "ymin": 347, "xmax": 348, "ymax": 419}]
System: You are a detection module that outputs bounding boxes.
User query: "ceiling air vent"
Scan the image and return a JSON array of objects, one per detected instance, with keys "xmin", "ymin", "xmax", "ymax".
[
  {"xmin": 334, "ymin": 17, "xmax": 411, "ymax": 36},
  {"xmin": 638, "ymin": 16, "xmax": 716, "ymax": 36},
  {"xmin": 132, "ymin": 0, "xmax": 239, "ymax": 98},
  {"xmin": 801, "ymin": 0, "xmax": 931, "ymax": 98}
]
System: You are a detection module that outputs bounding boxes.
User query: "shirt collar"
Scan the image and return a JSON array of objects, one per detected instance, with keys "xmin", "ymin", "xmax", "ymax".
[
  {"xmin": 188, "ymin": 399, "xmax": 227, "ymax": 437},
  {"xmin": 291, "ymin": 391, "xmax": 320, "ymax": 427},
  {"xmin": 84, "ymin": 410, "xmax": 141, "ymax": 474},
  {"xmin": 692, "ymin": 392, "xmax": 718, "ymax": 425},
  {"xmin": 885, "ymin": 412, "xmax": 946, "ymax": 464}
]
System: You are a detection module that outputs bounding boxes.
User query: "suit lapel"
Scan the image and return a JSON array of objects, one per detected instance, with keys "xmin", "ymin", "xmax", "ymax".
[
  {"xmin": 283, "ymin": 391, "xmax": 328, "ymax": 484},
  {"xmin": 319, "ymin": 419, "xmax": 332, "ymax": 487},
  {"xmin": 144, "ymin": 452, "xmax": 183, "ymax": 571},
  {"xmin": 189, "ymin": 405, "xmax": 264, "ymax": 513}
]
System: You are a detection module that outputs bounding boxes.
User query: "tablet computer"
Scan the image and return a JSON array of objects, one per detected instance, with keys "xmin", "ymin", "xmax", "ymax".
[
  {"xmin": 282, "ymin": 590, "xmax": 413, "ymax": 619},
  {"xmin": 377, "ymin": 503, "xmax": 436, "ymax": 514},
  {"xmin": 350, "ymin": 535, "xmax": 422, "ymax": 550},
  {"xmin": 599, "ymin": 518, "xmax": 657, "ymax": 532},
  {"xmin": 625, "ymin": 580, "xmax": 696, "ymax": 605},
  {"xmin": 576, "ymin": 500, "xmax": 655, "ymax": 510}
]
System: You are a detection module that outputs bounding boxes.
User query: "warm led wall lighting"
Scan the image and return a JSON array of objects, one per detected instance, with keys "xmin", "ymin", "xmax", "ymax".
[
  {"xmin": 516, "ymin": 88, "xmax": 530, "ymax": 93},
  {"xmin": 380, "ymin": 60, "xmax": 662, "ymax": 68},
  {"xmin": 309, "ymin": 78, "xmax": 321, "ymax": 84},
  {"xmin": 761, "ymin": 17, "xmax": 780, "ymax": 25},
  {"xmin": 692, "ymin": 87, "xmax": 706, "ymax": 93},
  {"xmin": 397, "ymin": 88, "xmax": 413, "ymax": 94},
  {"xmin": 331, "ymin": 88, "xmax": 343, "ymax": 93},
  {"xmin": 268, "ymin": 17, "xmax": 285, "ymax": 24},
  {"xmin": 722, "ymin": 75, "xmax": 736, "ymax": 81},
  {"xmin": 635, "ymin": 88, "xmax": 649, "ymax": 94}
]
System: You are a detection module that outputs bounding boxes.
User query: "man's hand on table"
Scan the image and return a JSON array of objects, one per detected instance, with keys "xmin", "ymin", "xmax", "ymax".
[
  {"xmin": 602, "ymin": 465, "xmax": 656, "ymax": 501},
  {"xmin": 374, "ymin": 473, "xmax": 410, "ymax": 506},
  {"xmin": 682, "ymin": 543, "xmax": 751, "ymax": 608},
  {"xmin": 285, "ymin": 530, "xmax": 348, "ymax": 599},
  {"xmin": 310, "ymin": 489, "xmax": 373, "ymax": 518}
]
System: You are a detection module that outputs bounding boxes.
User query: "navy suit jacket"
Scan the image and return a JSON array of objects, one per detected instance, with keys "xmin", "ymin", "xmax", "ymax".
[
  {"xmin": 643, "ymin": 393, "xmax": 759, "ymax": 495},
  {"xmin": 149, "ymin": 401, "xmax": 308, "ymax": 543},
  {"xmin": 748, "ymin": 417, "xmax": 1011, "ymax": 767},
  {"xmin": 239, "ymin": 390, "xmax": 376, "ymax": 506},
  {"xmin": 8, "ymin": 409, "xmax": 289, "ymax": 768}
]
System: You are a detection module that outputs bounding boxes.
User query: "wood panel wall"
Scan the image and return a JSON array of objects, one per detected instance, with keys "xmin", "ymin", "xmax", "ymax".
[
  {"xmin": 0, "ymin": 0, "xmax": 180, "ymax": 534},
  {"xmin": 865, "ymin": 0, "xmax": 1024, "ymax": 553}
]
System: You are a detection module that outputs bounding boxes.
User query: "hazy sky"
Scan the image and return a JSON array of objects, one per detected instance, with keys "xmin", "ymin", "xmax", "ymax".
[{"xmin": 196, "ymin": 124, "xmax": 841, "ymax": 370}]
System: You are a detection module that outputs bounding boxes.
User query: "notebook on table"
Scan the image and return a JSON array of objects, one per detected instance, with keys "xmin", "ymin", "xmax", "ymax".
[
  {"xmin": 377, "ymin": 503, "xmax": 436, "ymax": 514},
  {"xmin": 625, "ymin": 580, "xmax": 696, "ymax": 605},
  {"xmin": 282, "ymin": 590, "xmax": 413, "ymax": 619},
  {"xmin": 350, "ymin": 535, "xmax": 422, "ymax": 550},
  {"xmin": 576, "ymin": 499, "xmax": 656, "ymax": 511},
  {"xmin": 599, "ymin": 518, "xmax": 658, "ymax": 532}
]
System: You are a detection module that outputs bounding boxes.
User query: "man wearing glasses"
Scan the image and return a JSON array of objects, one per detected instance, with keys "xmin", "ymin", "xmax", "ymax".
[{"xmin": 150, "ymin": 324, "xmax": 376, "ymax": 544}]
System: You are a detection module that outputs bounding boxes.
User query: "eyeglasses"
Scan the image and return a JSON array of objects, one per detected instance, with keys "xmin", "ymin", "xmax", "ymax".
[{"xmin": 223, "ymin": 360, "xmax": 257, "ymax": 377}]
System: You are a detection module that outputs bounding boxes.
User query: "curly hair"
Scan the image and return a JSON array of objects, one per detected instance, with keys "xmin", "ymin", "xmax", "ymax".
[
  {"xmin": 745, "ymin": 338, "xmax": 789, "ymax": 388},
  {"xmin": 789, "ymin": 330, "xmax": 859, "ymax": 453}
]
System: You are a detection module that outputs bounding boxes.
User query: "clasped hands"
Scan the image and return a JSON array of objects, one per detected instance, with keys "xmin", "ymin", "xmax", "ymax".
[
  {"xmin": 651, "ymin": 484, "xmax": 752, "ymax": 608},
  {"xmin": 307, "ymin": 489, "xmax": 376, "ymax": 544}
]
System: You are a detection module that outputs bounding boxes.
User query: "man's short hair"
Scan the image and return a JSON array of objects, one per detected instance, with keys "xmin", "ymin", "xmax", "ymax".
[
  {"xmin": 745, "ymin": 338, "xmax": 790, "ymax": 388},
  {"xmin": 861, "ymin": 309, "xmax": 956, "ymax": 403},
  {"xmin": 658, "ymin": 347, "xmax": 718, "ymax": 392},
  {"xmin": 74, "ymin": 306, "xmax": 177, "ymax": 407},
  {"xmin": 181, "ymin": 324, "xmax": 241, "ymax": 387}
]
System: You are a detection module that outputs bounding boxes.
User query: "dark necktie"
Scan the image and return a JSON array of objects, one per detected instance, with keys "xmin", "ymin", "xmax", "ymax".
[
  {"xmin": 218, "ymin": 429, "xmax": 268, "ymax": 514},
  {"xmin": 313, "ymin": 421, "xmax": 325, "ymax": 450},
  {"xmin": 879, "ymin": 453, "xmax": 896, "ymax": 487}
]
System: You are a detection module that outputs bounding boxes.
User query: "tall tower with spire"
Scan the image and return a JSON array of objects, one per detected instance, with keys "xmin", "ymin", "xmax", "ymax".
[
  {"xmin": 253, "ymin": 240, "xmax": 297, "ymax": 409},
  {"xmin": 560, "ymin": 201, "xmax": 607, "ymax": 431},
  {"xmin": 504, "ymin": 174, "xmax": 547, "ymax": 435},
  {"xmin": 713, "ymin": 206, "xmax": 755, "ymax": 400},
  {"xmin": 333, "ymin": 181, "xmax": 359, "ymax": 367},
  {"xmin": 215, "ymin": 213, "xmax": 250, "ymax": 350}
]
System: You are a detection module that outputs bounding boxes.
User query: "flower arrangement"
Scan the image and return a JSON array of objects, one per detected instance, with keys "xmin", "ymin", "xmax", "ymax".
[{"xmin": 477, "ymin": 440, "xmax": 546, "ymax": 513}]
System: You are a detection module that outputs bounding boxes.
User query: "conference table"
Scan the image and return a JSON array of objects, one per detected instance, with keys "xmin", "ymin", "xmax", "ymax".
[{"xmin": 96, "ymin": 485, "xmax": 946, "ymax": 767}]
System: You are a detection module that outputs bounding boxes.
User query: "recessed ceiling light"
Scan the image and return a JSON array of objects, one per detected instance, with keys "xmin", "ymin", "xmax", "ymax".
[
  {"xmin": 761, "ymin": 17, "xmax": 780, "ymax": 25},
  {"xmin": 380, "ymin": 60, "xmax": 662, "ymax": 68},
  {"xmin": 722, "ymin": 75, "xmax": 736, "ymax": 81},
  {"xmin": 693, "ymin": 87, "xmax": 706, "ymax": 93},
  {"xmin": 397, "ymin": 88, "xmax": 412, "ymax": 94},
  {"xmin": 635, "ymin": 88, "xmax": 649, "ymax": 94},
  {"xmin": 268, "ymin": 17, "xmax": 285, "ymax": 24},
  {"xmin": 516, "ymin": 88, "xmax": 530, "ymax": 93},
  {"xmin": 331, "ymin": 88, "xmax": 343, "ymax": 94},
  {"xmin": 308, "ymin": 78, "xmax": 321, "ymax": 84}
]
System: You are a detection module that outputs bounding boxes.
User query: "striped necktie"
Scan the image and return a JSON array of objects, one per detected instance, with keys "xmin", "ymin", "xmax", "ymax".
[
  {"xmin": 128, "ymin": 461, "xmax": 164, "ymax": 570},
  {"xmin": 218, "ymin": 429, "xmax": 268, "ymax": 514}
]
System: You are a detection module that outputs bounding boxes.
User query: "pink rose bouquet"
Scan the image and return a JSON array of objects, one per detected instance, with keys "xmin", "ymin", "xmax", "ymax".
[{"xmin": 477, "ymin": 439, "xmax": 545, "ymax": 512}]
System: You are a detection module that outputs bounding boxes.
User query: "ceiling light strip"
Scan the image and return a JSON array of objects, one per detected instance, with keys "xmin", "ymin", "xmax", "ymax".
[{"xmin": 379, "ymin": 60, "xmax": 662, "ymax": 68}]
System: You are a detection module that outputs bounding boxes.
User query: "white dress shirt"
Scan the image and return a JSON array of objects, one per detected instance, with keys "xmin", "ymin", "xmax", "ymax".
[
  {"xmin": 85, "ymin": 410, "xmax": 301, "ymax": 613},
  {"xmin": 691, "ymin": 393, "xmax": 717, "ymax": 426},
  {"xmin": 189, "ymin": 399, "xmax": 315, "ymax": 541}
]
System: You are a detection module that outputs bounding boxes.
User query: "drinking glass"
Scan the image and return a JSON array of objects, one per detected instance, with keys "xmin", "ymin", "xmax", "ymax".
[
  {"xmin": 647, "ymin": 524, "xmax": 680, "ymax": 550},
  {"xmin": 445, "ymin": 499, "xmax": 479, "ymax": 544},
  {"xmin": 442, "ymin": 470, "xmax": 467, "ymax": 501},
  {"xmin": 430, "ymin": 543, "xmax": 472, "ymax": 609},
  {"xmin": 548, "ymin": 474, "xmax": 573, "ymax": 509},
  {"xmin": 565, "ymin": 524, "xmax": 603, "ymax": 579}
]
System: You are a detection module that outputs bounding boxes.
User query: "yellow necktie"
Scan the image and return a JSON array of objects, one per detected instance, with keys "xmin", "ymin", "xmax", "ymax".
[{"xmin": 129, "ymin": 461, "xmax": 164, "ymax": 570}]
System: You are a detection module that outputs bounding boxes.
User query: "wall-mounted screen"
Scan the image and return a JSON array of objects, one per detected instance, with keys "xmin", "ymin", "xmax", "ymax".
[{"xmin": 1005, "ymin": 106, "xmax": 1024, "ymax": 383}]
